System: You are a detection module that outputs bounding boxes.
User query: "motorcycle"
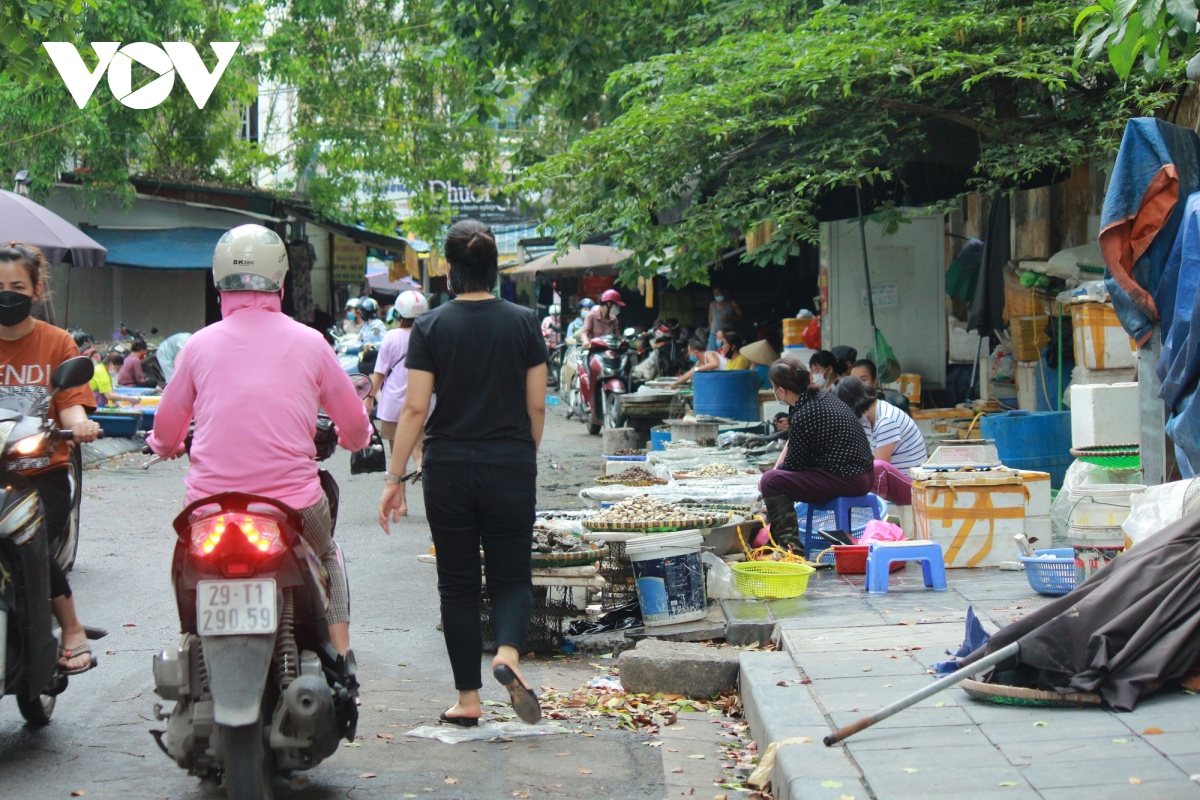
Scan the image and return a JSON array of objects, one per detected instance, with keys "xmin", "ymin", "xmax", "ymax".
[
  {"xmin": 545, "ymin": 325, "xmax": 569, "ymax": 390},
  {"xmin": 652, "ymin": 319, "xmax": 687, "ymax": 378},
  {"xmin": 147, "ymin": 374, "xmax": 372, "ymax": 799},
  {"xmin": 0, "ymin": 355, "xmax": 107, "ymax": 727},
  {"xmin": 329, "ymin": 330, "xmax": 365, "ymax": 375},
  {"xmin": 570, "ymin": 334, "xmax": 631, "ymax": 435}
]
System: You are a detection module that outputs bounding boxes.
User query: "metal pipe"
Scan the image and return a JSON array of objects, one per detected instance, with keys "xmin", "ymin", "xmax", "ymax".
[
  {"xmin": 854, "ymin": 184, "xmax": 877, "ymax": 331},
  {"xmin": 822, "ymin": 641, "xmax": 1019, "ymax": 746}
]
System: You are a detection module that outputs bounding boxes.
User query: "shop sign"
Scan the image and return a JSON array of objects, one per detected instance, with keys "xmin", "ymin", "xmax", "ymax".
[
  {"xmin": 331, "ymin": 236, "xmax": 367, "ymax": 283},
  {"xmin": 861, "ymin": 283, "xmax": 898, "ymax": 309}
]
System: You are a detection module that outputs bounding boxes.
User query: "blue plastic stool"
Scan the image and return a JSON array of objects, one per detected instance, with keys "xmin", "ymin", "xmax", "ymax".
[
  {"xmin": 866, "ymin": 541, "xmax": 947, "ymax": 593},
  {"xmin": 800, "ymin": 494, "xmax": 887, "ymax": 558}
]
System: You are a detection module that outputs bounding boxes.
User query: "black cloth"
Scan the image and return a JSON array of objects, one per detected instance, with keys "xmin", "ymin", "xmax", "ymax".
[
  {"xmin": 967, "ymin": 194, "xmax": 1010, "ymax": 337},
  {"xmin": 30, "ymin": 468, "xmax": 71, "ymax": 599},
  {"xmin": 963, "ymin": 508, "xmax": 1200, "ymax": 711},
  {"xmin": 424, "ymin": 461, "xmax": 535, "ymax": 690},
  {"xmin": 407, "ymin": 298, "xmax": 547, "ymax": 473},
  {"xmin": 781, "ymin": 389, "xmax": 874, "ymax": 476}
]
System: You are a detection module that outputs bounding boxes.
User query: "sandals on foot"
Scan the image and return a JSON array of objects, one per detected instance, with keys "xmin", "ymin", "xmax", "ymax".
[
  {"xmin": 439, "ymin": 710, "xmax": 479, "ymax": 728},
  {"xmin": 58, "ymin": 643, "xmax": 96, "ymax": 676},
  {"xmin": 492, "ymin": 663, "xmax": 542, "ymax": 724}
]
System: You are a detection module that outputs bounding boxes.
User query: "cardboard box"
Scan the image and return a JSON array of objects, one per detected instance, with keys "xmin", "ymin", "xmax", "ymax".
[{"xmin": 912, "ymin": 473, "xmax": 1028, "ymax": 568}]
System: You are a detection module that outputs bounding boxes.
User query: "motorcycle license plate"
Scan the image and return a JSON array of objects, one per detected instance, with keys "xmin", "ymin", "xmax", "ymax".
[{"xmin": 196, "ymin": 580, "xmax": 277, "ymax": 636}]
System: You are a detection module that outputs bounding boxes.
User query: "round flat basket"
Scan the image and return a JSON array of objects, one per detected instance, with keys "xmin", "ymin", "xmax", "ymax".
[
  {"xmin": 531, "ymin": 545, "xmax": 609, "ymax": 569},
  {"xmin": 1070, "ymin": 444, "xmax": 1140, "ymax": 470},
  {"xmin": 729, "ymin": 561, "xmax": 815, "ymax": 599},
  {"xmin": 959, "ymin": 679, "xmax": 1102, "ymax": 707},
  {"xmin": 582, "ymin": 513, "xmax": 728, "ymax": 533},
  {"xmin": 595, "ymin": 475, "xmax": 668, "ymax": 487}
]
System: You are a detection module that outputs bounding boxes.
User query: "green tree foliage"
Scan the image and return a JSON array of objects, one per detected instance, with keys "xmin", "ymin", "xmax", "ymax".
[
  {"xmin": 517, "ymin": 0, "xmax": 1178, "ymax": 285},
  {"xmin": 1075, "ymin": 0, "xmax": 1198, "ymax": 80},
  {"xmin": 0, "ymin": 0, "xmax": 91, "ymax": 82}
]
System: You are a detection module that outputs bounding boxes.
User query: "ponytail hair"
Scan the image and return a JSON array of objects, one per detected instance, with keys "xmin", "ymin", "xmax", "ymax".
[
  {"xmin": 444, "ymin": 219, "xmax": 498, "ymax": 294},
  {"xmin": 833, "ymin": 376, "xmax": 875, "ymax": 417},
  {"xmin": 768, "ymin": 357, "xmax": 814, "ymax": 395}
]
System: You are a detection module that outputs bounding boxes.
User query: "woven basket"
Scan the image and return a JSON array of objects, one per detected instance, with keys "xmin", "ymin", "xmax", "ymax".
[
  {"xmin": 729, "ymin": 561, "xmax": 815, "ymax": 599},
  {"xmin": 595, "ymin": 475, "xmax": 668, "ymax": 486},
  {"xmin": 582, "ymin": 513, "xmax": 727, "ymax": 533},
  {"xmin": 959, "ymin": 679, "xmax": 1102, "ymax": 707},
  {"xmin": 531, "ymin": 545, "xmax": 609, "ymax": 569}
]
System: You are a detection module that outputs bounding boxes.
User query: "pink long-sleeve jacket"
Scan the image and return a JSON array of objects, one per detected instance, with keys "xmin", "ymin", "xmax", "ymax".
[{"xmin": 148, "ymin": 291, "xmax": 373, "ymax": 509}]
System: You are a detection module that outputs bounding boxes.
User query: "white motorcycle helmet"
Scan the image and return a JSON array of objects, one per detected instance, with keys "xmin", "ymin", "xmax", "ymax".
[
  {"xmin": 548, "ymin": 303, "xmax": 560, "ymax": 315},
  {"xmin": 394, "ymin": 290, "xmax": 429, "ymax": 319},
  {"xmin": 212, "ymin": 224, "xmax": 288, "ymax": 292}
]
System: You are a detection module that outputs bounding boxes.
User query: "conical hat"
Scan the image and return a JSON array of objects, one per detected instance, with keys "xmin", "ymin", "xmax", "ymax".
[{"xmin": 740, "ymin": 339, "xmax": 779, "ymax": 366}]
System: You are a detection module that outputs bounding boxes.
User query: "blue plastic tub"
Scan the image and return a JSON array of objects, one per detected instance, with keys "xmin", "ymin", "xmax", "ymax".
[
  {"xmin": 113, "ymin": 386, "xmax": 158, "ymax": 396},
  {"xmin": 650, "ymin": 425, "xmax": 670, "ymax": 451},
  {"xmin": 140, "ymin": 406, "xmax": 156, "ymax": 432},
  {"xmin": 693, "ymin": 370, "xmax": 760, "ymax": 422},
  {"xmin": 979, "ymin": 410, "xmax": 1072, "ymax": 489},
  {"xmin": 90, "ymin": 412, "xmax": 141, "ymax": 437},
  {"xmin": 1018, "ymin": 548, "xmax": 1076, "ymax": 596}
]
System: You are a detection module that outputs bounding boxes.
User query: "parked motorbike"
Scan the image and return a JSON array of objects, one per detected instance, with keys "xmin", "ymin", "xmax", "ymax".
[
  {"xmin": 0, "ymin": 355, "xmax": 106, "ymax": 727},
  {"xmin": 147, "ymin": 374, "xmax": 372, "ymax": 799},
  {"xmin": 652, "ymin": 319, "xmax": 687, "ymax": 378},
  {"xmin": 625, "ymin": 327, "xmax": 650, "ymax": 391},
  {"xmin": 571, "ymin": 334, "xmax": 631, "ymax": 435},
  {"xmin": 545, "ymin": 325, "xmax": 569, "ymax": 390}
]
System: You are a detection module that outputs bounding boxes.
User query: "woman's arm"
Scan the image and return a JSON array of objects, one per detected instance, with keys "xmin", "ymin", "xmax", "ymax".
[
  {"xmin": 708, "ymin": 302, "xmax": 714, "ymax": 326},
  {"xmin": 58, "ymin": 404, "xmax": 100, "ymax": 443},
  {"xmin": 875, "ymin": 442, "xmax": 897, "ymax": 463},
  {"xmin": 526, "ymin": 364, "xmax": 547, "ymax": 450},
  {"xmin": 696, "ymin": 351, "xmax": 721, "ymax": 372},
  {"xmin": 775, "ymin": 442, "xmax": 788, "ymax": 469},
  {"xmin": 671, "ymin": 366, "xmax": 695, "ymax": 387},
  {"xmin": 380, "ymin": 369, "xmax": 433, "ymax": 533}
]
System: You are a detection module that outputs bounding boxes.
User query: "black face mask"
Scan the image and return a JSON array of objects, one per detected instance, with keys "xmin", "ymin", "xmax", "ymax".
[{"xmin": 0, "ymin": 291, "xmax": 33, "ymax": 327}]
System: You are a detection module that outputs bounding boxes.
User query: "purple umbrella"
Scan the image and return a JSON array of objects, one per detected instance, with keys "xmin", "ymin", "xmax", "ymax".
[{"xmin": 0, "ymin": 189, "xmax": 107, "ymax": 267}]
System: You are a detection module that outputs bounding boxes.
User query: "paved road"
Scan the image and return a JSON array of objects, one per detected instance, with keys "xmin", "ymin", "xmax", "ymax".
[{"xmin": 0, "ymin": 409, "xmax": 679, "ymax": 799}]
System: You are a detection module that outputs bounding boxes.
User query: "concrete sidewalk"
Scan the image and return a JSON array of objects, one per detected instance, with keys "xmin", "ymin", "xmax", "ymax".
[
  {"xmin": 81, "ymin": 435, "xmax": 143, "ymax": 468},
  {"xmin": 739, "ymin": 566, "xmax": 1200, "ymax": 799}
]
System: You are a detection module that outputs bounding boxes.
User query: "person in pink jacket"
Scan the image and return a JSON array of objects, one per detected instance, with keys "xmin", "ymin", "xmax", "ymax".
[{"xmin": 148, "ymin": 224, "xmax": 373, "ymax": 655}]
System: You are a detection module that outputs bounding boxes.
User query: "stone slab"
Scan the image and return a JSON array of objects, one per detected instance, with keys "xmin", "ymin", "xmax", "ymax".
[
  {"xmin": 618, "ymin": 639, "xmax": 739, "ymax": 697},
  {"xmin": 782, "ymin": 622, "xmax": 965, "ymax": 654},
  {"xmin": 81, "ymin": 436, "xmax": 143, "ymax": 468},
  {"xmin": 721, "ymin": 599, "xmax": 776, "ymax": 646},
  {"xmin": 623, "ymin": 604, "xmax": 726, "ymax": 643}
]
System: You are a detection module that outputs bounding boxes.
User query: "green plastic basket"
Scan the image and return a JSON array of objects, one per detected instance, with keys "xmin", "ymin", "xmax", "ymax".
[{"xmin": 1070, "ymin": 444, "xmax": 1140, "ymax": 470}]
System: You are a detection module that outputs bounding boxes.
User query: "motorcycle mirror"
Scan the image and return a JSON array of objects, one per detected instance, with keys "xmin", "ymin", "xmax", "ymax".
[
  {"xmin": 51, "ymin": 356, "xmax": 96, "ymax": 391},
  {"xmin": 349, "ymin": 373, "xmax": 373, "ymax": 400}
]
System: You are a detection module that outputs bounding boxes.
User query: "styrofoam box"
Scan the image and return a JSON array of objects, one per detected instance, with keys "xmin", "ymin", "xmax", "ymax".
[
  {"xmin": 913, "ymin": 478, "xmax": 1027, "ymax": 568},
  {"xmin": 1070, "ymin": 382, "xmax": 1140, "ymax": 448},
  {"xmin": 949, "ymin": 318, "xmax": 984, "ymax": 364},
  {"xmin": 1020, "ymin": 471, "xmax": 1052, "ymax": 517}
]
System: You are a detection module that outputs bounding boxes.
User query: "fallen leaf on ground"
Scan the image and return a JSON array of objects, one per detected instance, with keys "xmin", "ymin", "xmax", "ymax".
[
  {"xmin": 513, "ymin": 792, "xmax": 531, "ymax": 799},
  {"xmin": 647, "ymin": 741, "xmax": 663, "ymax": 748},
  {"xmin": 71, "ymin": 793, "xmax": 85, "ymax": 798},
  {"xmin": 360, "ymin": 773, "xmax": 377, "ymax": 779},
  {"xmin": 444, "ymin": 778, "xmax": 457, "ymax": 785},
  {"xmin": 934, "ymin": 701, "xmax": 946, "ymax": 707},
  {"xmin": 377, "ymin": 733, "xmax": 394, "ymax": 740},
  {"xmin": 555, "ymin": 752, "xmax": 570, "ymax": 757},
  {"xmin": 1129, "ymin": 777, "xmax": 1143, "ymax": 785},
  {"xmin": 776, "ymin": 681, "xmax": 788, "ymax": 686},
  {"xmin": 820, "ymin": 781, "xmax": 843, "ymax": 789},
  {"xmin": 998, "ymin": 782, "xmax": 1019, "ymax": 787},
  {"xmin": 105, "ymin": 650, "xmax": 116, "ymax": 655},
  {"xmin": 122, "ymin": 623, "xmax": 135, "ymax": 628},
  {"xmin": 902, "ymin": 767, "xmax": 919, "ymax": 773},
  {"xmin": 861, "ymin": 668, "xmax": 872, "ymax": 672},
  {"xmin": 1143, "ymin": 727, "xmax": 1165, "ymax": 735},
  {"xmin": 344, "ymin": 742, "xmax": 361, "ymax": 747},
  {"xmin": 1033, "ymin": 721, "xmax": 1048, "ymax": 727},
  {"xmin": 670, "ymin": 768, "xmax": 683, "ymax": 774},
  {"xmin": 669, "ymin": 748, "xmax": 679, "ymax": 752},
  {"xmin": 689, "ymin": 754, "xmax": 705, "ymax": 759},
  {"xmin": 578, "ymin": 767, "xmax": 592, "ymax": 775},
  {"xmin": 1113, "ymin": 738, "xmax": 1128, "ymax": 744},
  {"xmin": 883, "ymin": 684, "xmax": 892, "ymax": 688},
  {"xmin": 715, "ymin": 795, "xmax": 728, "ymax": 800}
]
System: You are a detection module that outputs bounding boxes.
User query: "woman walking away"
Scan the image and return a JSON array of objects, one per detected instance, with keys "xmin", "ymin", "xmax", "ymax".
[
  {"xmin": 379, "ymin": 219, "xmax": 548, "ymax": 727},
  {"xmin": 759, "ymin": 358, "xmax": 875, "ymax": 552},
  {"xmin": 366, "ymin": 290, "xmax": 430, "ymax": 516},
  {"xmin": 0, "ymin": 243, "xmax": 101, "ymax": 674},
  {"xmin": 834, "ymin": 377, "xmax": 926, "ymax": 505}
]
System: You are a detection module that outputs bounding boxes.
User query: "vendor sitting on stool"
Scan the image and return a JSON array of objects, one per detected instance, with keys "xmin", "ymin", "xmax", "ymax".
[
  {"xmin": 671, "ymin": 337, "xmax": 721, "ymax": 387},
  {"xmin": 759, "ymin": 358, "xmax": 875, "ymax": 552},
  {"xmin": 834, "ymin": 376, "xmax": 927, "ymax": 505}
]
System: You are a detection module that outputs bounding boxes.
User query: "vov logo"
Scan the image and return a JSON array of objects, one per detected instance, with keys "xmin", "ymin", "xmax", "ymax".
[{"xmin": 43, "ymin": 42, "xmax": 240, "ymax": 110}]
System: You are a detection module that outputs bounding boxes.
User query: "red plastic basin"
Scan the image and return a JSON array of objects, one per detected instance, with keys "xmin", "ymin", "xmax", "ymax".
[{"xmin": 833, "ymin": 545, "xmax": 905, "ymax": 575}]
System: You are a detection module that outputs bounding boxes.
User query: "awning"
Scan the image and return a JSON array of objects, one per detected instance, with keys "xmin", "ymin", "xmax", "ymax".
[
  {"xmin": 283, "ymin": 204, "xmax": 413, "ymax": 257},
  {"xmin": 81, "ymin": 227, "xmax": 226, "ymax": 269}
]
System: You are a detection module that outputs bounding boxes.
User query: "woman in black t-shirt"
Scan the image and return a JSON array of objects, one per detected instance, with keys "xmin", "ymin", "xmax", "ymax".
[
  {"xmin": 379, "ymin": 219, "xmax": 548, "ymax": 728},
  {"xmin": 758, "ymin": 358, "xmax": 874, "ymax": 552}
]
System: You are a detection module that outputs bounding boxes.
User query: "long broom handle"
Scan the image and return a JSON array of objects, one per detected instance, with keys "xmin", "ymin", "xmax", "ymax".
[{"xmin": 822, "ymin": 641, "xmax": 1019, "ymax": 746}]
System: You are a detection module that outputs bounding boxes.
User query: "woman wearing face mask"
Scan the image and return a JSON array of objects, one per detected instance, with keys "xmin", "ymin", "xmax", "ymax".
[
  {"xmin": 708, "ymin": 287, "xmax": 742, "ymax": 351},
  {"xmin": 807, "ymin": 350, "xmax": 841, "ymax": 389},
  {"xmin": 89, "ymin": 352, "xmax": 141, "ymax": 409},
  {"xmin": 581, "ymin": 289, "xmax": 624, "ymax": 342},
  {"xmin": 0, "ymin": 243, "xmax": 101, "ymax": 675},
  {"xmin": 671, "ymin": 338, "xmax": 721, "ymax": 387},
  {"xmin": 757, "ymin": 358, "xmax": 875, "ymax": 553}
]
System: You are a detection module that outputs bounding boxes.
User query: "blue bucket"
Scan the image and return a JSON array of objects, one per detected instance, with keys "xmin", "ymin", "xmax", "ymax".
[
  {"xmin": 693, "ymin": 370, "xmax": 760, "ymax": 422},
  {"xmin": 650, "ymin": 425, "xmax": 670, "ymax": 451},
  {"xmin": 626, "ymin": 531, "xmax": 707, "ymax": 626},
  {"xmin": 980, "ymin": 410, "xmax": 1072, "ymax": 489}
]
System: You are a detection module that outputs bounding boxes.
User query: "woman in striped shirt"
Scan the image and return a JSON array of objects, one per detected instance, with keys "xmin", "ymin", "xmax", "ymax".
[{"xmin": 834, "ymin": 377, "xmax": 928, "ymax": 504}]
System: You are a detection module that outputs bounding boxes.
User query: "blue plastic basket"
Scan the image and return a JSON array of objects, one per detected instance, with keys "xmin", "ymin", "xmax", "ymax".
[
  {"xmin": 1018, "ymin": 548, "xmax": 1076, "ymax": 596},
  {"xmin": 795, "ymin": 499, "xmax": 886, "ymax": 559}
]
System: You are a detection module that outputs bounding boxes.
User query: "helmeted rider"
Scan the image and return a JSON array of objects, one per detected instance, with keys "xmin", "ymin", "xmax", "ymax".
[
  {"xmin": 355, "ymin": 297, "xmax": 388, "ymax": 345},
  {"xmin": 343, "ymin": 297, "xmax": 364, "ymax": 335},
  {"xmin": 365, "ymin": 290, "xmax": 430, "ymax": 517},
  {"xmin": 147, "ymin": 224, "xmax": 373, "ymax": 656},
  {"xmin": 565, "ymin": 298, "xmax": 593, "ymax": 339},
  {"xmin": 581, "ymin": 289, "xmax": 624, "ymax": 342},
  {"xmin": 541, "ymin": 303, "xmax": 561, "ymax": 348}
]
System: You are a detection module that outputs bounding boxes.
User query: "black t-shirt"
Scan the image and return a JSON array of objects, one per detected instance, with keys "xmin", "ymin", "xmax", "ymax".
[
  {"xmin": 782, "ymin": 389, "xmax": 874, "ymax": 477},
  {"xmin": 406, "ymin": 298, "xmax": 548, "ymax": 472}
]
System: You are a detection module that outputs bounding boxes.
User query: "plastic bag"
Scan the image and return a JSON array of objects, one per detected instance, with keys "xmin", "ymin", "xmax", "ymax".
[
  {"xmin": 702, "ymin": 551, "xmax": 746, "ymax": 600},
  {"xmin": 1123, "ymin": 480, "xmax": 1193, "ymax": 546},
  {"xmin": 1050, "ymin": 459, "xmax": 1145, "ymax": 541},
  {"xmin": 859, "ymin": 518, "xmax": 904, "ymax": 545}
]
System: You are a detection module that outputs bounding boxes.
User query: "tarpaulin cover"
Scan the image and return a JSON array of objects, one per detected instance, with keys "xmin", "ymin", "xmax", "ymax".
[
  {"xmin": 84, "ymin": 227, "xmax": 227, "ymax": 269},
  {"xmin": 1157, "ymin": 193, "xmax": 1200, "ymax": 470},
  {"xmin": 961, "ymin": 510, "xmax": 1200, "ymax": 711},
  {"xmin": 1100, "ymin": 118, "xmax": 1200, "ymax": 346}
]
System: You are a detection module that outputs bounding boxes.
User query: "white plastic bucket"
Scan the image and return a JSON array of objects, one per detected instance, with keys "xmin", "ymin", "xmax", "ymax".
[
  {"xmin": 626, "ymin": 531, "xmax": 706, "ymax": 627},
  {"xmin": 1067, "ymin": 484, "xmax": 1145, "ymax": 529}
]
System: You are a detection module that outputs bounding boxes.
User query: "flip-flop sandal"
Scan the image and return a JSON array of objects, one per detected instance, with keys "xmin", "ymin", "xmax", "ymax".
[
  {"xmin": 58, "ymin": 643, "xmax": 97, "ymax": 676},
  {"xmin": 439, "ymin": 711, "xmax": 479, "ymax": 728},
  {"xmin": 492, "ymin": 663, "xmax": 542, "ymax": 724}
]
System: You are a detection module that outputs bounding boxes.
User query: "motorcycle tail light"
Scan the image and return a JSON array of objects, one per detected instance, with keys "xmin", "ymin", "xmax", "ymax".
[{"xmin": 190, "ymin": 513, "xmax": 284, "ymax": 558}]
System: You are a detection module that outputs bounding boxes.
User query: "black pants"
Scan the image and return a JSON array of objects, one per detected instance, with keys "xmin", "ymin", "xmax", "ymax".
[
  {"xmin": 423, "ymin": 462, "xmax": 535, "ymax": 691},
  {"xmin": 29, "ymin": 468, "xmax": 72, "ymax": 599}
]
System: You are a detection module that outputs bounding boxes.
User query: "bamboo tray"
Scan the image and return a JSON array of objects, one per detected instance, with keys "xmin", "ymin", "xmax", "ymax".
[
  {"xmin": 581, "ymin": 513, "xmax": 728, "ymax": 533},
  {"xmin": 530, "ymin": 545, "xmax": 610, "ymax": 569}
]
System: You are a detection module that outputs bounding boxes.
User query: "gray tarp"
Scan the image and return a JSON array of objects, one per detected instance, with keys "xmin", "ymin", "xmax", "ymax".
[{"xmin": 962, "ymin": 510, "xmax": 1200, "ymax": 711}]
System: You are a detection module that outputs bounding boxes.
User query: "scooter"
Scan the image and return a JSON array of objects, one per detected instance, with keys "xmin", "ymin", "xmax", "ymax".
[
  {"xmin": 0, "ymin": 356, "xmax": 107, "ymax": 727},
  {"xmin": 652, "ymin": 319, "xmax": 687, "ymax": 378},
  {"xmin": 329, "ymin": 330, "xmax": 364, "ymax": 375},
  {"xmin": 571, "ymin": 334, "xmax": 631, "ymax": 435},
  {"xmin": 146, "ymin": 375, "xmax": 371, "ymax": 799}
]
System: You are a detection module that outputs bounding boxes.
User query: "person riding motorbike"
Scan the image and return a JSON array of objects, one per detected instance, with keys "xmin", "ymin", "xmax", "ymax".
[
  {"xmin": 542, "ymin": 303, "xmax": 562, "ymax": 348},
  {"xmin": 356, "ymin": 297, "xmax": 388, "ymax": 345},
  {"xmin": 147, "ymin": 224, "xmax": 374, "ymax": 656},
  {"xmin": 565, "ymin": 298, "xmax": 593, "ymax": 340},
  {"xmin": 365, "ymin": 289, "xmax": 429, "ymax": 517},
  {"xmin": 0, "ymin": 242, "xmax": 101, "ymax": 674},
  {"xmin": 581, "ymin": 290, "xmax": 623, "ymax": 342},
  {"xmin": 343, "ymin": 297, "xmax": 365, "ymax": 335}
]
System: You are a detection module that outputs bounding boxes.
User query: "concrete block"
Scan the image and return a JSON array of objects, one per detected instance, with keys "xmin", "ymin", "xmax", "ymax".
[
  {"xmin": 623, "ymin": 603, "xmax": 725, "ymax": 643},
  {"xmin": 601, "ymin": 427, "xmax": 639, "ymax": 454},
  {"xmin": 618, "ymin": 639, "xmax": 739, "ymax": 698},
  {"xmin": 721, "ymin": 599, "xmax": 775, "ymax": 646}
]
